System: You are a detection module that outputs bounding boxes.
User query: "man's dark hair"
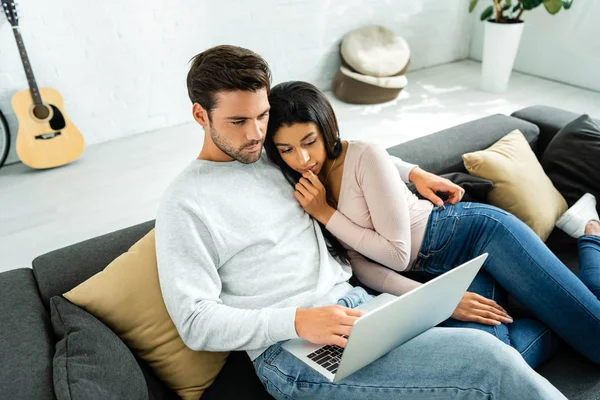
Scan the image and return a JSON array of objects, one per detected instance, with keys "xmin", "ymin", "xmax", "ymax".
[
  {"xmin": 264, "ymin": 81, "xmax": 349, "ymax": 264},
  {"xmin": 186, "ymin": 45, "xmax": 272, "ymax": 119}
]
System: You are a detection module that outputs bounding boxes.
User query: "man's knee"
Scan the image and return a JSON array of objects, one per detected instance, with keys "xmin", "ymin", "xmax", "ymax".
[{"xmin": 448, "ymin": 328, "xmax": 523, "ymax": 368}]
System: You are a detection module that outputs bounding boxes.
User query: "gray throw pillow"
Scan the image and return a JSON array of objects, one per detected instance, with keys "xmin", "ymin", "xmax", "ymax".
[
  {"xmin": 406, "ymin": 172, "xmax": 494, "ymax": 203},
  {"xmin": 50, "ymin": 296, "xmax": 148, "ymax": 400},
  {"xmin": 541, "ymin": 114, "xmax": 600, "ymax": 214}
]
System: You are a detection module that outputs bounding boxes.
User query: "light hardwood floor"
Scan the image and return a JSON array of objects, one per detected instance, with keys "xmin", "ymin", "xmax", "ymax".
[{"xmin": 2, "ymin": 60, "xmax": 600, "ymax": 273}]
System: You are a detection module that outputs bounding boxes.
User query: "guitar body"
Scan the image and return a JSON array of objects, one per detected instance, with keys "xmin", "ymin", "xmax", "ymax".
[{"xmin": 12, "ymin": 87, "xmax": 84, "ymax": 169}]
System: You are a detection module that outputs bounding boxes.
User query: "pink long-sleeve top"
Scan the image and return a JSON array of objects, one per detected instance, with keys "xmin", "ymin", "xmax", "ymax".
[{"xmin": 325, "ymin": 141, "xmax": 434, "ymax": 296}]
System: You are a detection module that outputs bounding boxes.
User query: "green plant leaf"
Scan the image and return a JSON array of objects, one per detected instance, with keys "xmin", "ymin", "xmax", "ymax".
[
  {"xmin": 502, "ymin": 4, "xmax": 511, "ymax": 10},
  {"xmin": 562, "ymin": 0, "xmax": 573, "ymax": 9},
  {"xmin": 543, "ymin": 0, "xmax": 562, "ymax": 14},
  {"xmin": 506, "ymin": 0, "xmax": 512, "ymax": 5},
  {"xmin": 513, "ymin": 4, "xmax": 521, "ymax": 12},
  {"xmin": 469, "ymin": 0, "xmax": 478, "ymax": 13},
  {"xmin": 480, "ymin": 5, "xmax": 494, "ymax": 20},
  {"xmin": 522, "ymin": 0, "xmax": 543, "ymax": 10}
]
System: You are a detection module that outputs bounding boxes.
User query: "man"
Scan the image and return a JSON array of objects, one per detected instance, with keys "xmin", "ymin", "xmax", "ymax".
[{"xmin": 156, "ymin": 45, "xmax": 565, "ymax": 399}]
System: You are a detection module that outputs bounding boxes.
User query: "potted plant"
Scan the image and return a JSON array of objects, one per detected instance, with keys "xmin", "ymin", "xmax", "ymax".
[{"xmin": 469, "ymin": 0, "xmax": 573, "ymax": 92}]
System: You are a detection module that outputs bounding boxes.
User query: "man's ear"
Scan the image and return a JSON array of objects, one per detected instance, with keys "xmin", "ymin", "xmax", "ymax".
[{"xmin": 192, "ymin": 103, "xmax": 210, "ymax": 128}]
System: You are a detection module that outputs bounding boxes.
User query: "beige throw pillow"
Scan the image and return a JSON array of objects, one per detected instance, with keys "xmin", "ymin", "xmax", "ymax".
[
  {"xmin": 64, "ymin": 229, "xmax": 228, "ymax": 400},
  {"xmin": 462, "ymin": 129, "xmax": 567, "ymax": 241}
]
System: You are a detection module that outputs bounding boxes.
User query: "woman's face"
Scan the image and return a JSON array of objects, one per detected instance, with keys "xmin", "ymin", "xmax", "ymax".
[{"xmin": 272, "ymin": 122, "xmax": 328, "ymax": 175}]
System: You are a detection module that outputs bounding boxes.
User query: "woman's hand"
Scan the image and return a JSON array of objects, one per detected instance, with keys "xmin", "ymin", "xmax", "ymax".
[
  {"xmin": 294, "ymin": 171, "xmax": 336, "ymax": 225},
  {"xmin": 451, "ymin": 292, "xmax": 514, "ymax": 326},
  {"xmin": 409, "ymin": 167, "xmax": 464, "ymax": 206}
]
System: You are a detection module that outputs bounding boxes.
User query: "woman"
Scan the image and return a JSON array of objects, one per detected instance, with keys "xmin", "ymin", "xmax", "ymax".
[{"xmin": 264, "ymin": 81, "xmax": 600, "ymax": 369}]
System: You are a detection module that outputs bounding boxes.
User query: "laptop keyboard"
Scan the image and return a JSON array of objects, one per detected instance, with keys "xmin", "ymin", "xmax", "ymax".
[{"xmin": 307, "ymin": 345, "xmax": 344, "ymax": 374}]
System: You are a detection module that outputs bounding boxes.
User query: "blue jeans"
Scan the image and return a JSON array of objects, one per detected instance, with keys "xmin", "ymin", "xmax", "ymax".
[
  {"xmin": 253, "ymin": 287, "xmax": 565, "ymax": 400},
  {"xmin": 408, "ymin": 202, "xmax": 600, "ymax": 368}
]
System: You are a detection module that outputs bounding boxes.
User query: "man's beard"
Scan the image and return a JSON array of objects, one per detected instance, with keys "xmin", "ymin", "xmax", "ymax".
[{"xmin": 209, "ymin": 124, "xmax": 263, "ymax": 164}]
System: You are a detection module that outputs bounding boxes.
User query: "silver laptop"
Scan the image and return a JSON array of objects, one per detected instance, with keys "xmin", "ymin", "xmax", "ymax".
[{"xmin": 282, "ymin": 253, "xmax": 488, "ymax": 382}]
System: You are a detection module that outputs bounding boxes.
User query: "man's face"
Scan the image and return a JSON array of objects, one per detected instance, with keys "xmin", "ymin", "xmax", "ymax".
[{"xmin": 207, "ymin": 88, "xmax": 270, "ymax": 164}]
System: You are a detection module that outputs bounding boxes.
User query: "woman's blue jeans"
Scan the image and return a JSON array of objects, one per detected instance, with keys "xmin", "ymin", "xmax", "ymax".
[{"xmin": 406, "ymin": 202, "xmax": 600, "ymax": 368}]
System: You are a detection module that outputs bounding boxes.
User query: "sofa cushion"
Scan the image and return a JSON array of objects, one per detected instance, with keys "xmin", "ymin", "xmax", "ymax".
[
  {"xmin": 50, "ymin": 296, "xmax": 148, "ymax": 400},
  {"xmin": 31, "ymin": 220, "xmax": 183, "ymax": 397},
  {"xmin": 541, "ymin": 114, "xmax": 600, "ymax": 214},
  {"xmin": 63, "ymin": 229, "xmax": 228, "ymax": 400},
  {"xmin": 32, "ymin": 220, "xmax": 156, "ymax": 308},
  {"xmin": 463, "ymin": 129, "xmax": 567, "ymax": 241},
  {"xmin": 386, "ymin": 114, "xmax": 540, "ymax": 176},
  {"xmin": 406, "ymin": 172, "xmax": 493, "ymax": 203},
  {"xmin": 0, "ymin": 268, "xmax": 55, "ymax": 400}
]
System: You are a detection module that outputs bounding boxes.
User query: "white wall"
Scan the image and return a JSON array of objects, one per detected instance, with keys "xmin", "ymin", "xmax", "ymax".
[
  {"xmin": 0, "ymin": 0, "xmax": 472, "ymax": 165},
  {"xmin": 470, "ymin": 0, "xmax": 600, "ymax": 92}
]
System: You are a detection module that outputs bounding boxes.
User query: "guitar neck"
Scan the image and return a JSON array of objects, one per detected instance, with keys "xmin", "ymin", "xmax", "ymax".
[{"xmin": 11, "ymin": 27, "xmax": 43, "ymax": 106}]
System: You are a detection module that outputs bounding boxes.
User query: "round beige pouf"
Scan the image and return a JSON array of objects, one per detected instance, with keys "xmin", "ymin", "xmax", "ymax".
[
  {"xmin": 331, "ymin": 66, "xmax": 408, "ymax": 105},
  {"xmin": 341, "ymin": 25, "xmax": 410, "ymax": 77}
]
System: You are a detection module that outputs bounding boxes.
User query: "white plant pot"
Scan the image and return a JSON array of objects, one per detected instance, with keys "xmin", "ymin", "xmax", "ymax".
[{"xmin": 481, "ymin": 20, "xmax": 524, "ymax": 93}]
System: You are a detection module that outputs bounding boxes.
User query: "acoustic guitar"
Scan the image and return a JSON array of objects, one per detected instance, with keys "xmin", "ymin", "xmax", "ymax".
[{"xmin": 2, "ymin": 0, "xmax": 84, "ymax": 169}]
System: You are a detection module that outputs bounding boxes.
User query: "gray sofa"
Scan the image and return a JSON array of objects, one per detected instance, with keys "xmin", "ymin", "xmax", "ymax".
[{"xmin": 1, "ymin": 105, "xmax": 599, "ymax": 400}]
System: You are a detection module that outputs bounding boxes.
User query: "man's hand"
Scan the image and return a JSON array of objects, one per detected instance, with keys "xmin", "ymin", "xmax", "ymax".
[
  {"xmin": 451, "ymin": 292, "xmax": 513, "ymax": 326},
  {"xmin": 295, "ymin": 305, "xmax": 365, "ymax": 348},
  {"xmin": 294, "ymin": 171, "xmax": 336, "ymax": 225},
  {"xmin": 409, "ymin": 167, "xmax": 464, "ymax": 206}
]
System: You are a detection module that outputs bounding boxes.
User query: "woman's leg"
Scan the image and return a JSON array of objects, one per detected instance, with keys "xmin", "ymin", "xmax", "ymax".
[
  {"xmin": 442, "ymin": 269, "xmax": 511, "ymax": 345},
  {"xmin": 440, "ymin": 269, "xmax": 558, "ymax": 368},
  {"xmin": 579, "ymin": 227, "xmax": 600, "ymax": 300},
  {"xmin": 415, "ymin": 202, "xmax": 600, "ymax": 364}
]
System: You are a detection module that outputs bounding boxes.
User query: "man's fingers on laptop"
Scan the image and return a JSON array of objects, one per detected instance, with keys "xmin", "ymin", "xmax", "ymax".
[
  {"xmin": 339, "ymin": 306, "xmax": 364, "ymax": 317},
  {"xmin": 339, "ymin": 315, "xmax": 361, "ymax": 327},
  {"xmin": 334, "ymin": 325, "xmax": 353, "ymax": 338},
  {"xmin": 331, "ymin": 334, "xmax": 349, "ymax": 348}
]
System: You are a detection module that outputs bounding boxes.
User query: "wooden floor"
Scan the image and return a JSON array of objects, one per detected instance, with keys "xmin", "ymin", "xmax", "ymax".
[{"xmin": 2, "ymin": 59, "xmax": 600, "ymax": 273}]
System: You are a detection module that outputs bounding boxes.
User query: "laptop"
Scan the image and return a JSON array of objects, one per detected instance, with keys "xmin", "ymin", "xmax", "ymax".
[{"xmin": 282, "ymin": 253, "xmax": 488, "ymax": 382}]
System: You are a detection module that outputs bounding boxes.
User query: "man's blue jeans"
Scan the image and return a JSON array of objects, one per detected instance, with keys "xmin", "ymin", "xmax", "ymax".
[
  {"xmin": 408, "ymin": 202, "xmax": 600, "ymax": 368},
  {"xmin": 253, "ymin": 287, "xmax": 565, "ymax": 400}
]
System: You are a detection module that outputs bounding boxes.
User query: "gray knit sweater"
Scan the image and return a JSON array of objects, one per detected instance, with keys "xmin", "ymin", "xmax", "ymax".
[{"xmin": 155, "ymin": 153, "xmax": 354, "ymax": 360}]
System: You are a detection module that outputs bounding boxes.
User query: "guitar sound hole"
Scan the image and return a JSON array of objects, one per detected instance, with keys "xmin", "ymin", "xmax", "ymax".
[{"xmin": 33, "ymin": 104, "xmax": 50, "ymax": 119}]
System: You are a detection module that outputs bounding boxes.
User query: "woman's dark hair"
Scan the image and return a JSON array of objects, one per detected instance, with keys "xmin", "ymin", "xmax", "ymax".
[
  {"xmin": 186, "ymin": 45, "xmax": 271, "ymax": 120},
  {"xmin": 264, "ymin": 81, "xmax": 349, "ymax": 264}
]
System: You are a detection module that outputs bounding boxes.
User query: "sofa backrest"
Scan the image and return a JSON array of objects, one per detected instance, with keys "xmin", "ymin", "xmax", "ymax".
[
  {"xmin": 386, "ymin": 114, "xmax": 540, "ymax": 175},
  {"xmin": 31, "ymin": 112, "xmax": 545, "ymax": 306},
  {"xmin": 511, "ymin": 105, "xmax": 600, "ymax": 157},
  {"xmin": 32, "ymin": 220, "xmax": 155, "ymax": 308}
]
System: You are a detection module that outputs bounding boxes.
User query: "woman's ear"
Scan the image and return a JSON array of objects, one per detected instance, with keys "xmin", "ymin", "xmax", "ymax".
[{"xmin": 332, "ymin": 138, "xmax": 342, "ymax": 155}]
